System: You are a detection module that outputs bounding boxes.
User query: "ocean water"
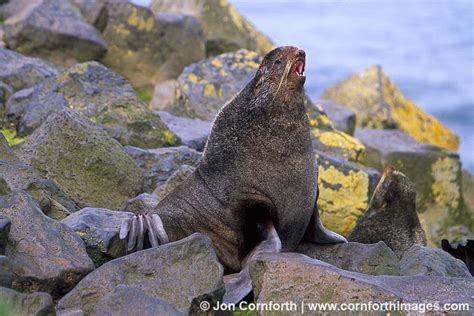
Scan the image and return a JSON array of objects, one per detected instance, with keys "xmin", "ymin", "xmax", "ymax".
[{"xmin": 133, "ymin": 0, "xmax": 474, "ymax": 173}]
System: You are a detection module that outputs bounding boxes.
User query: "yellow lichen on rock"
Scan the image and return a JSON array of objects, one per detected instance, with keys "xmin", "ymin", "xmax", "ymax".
[
  {"xmin": 431, "ymin": 157, "xmax": 461, "ymax": 210},
  {"xmin": 318, "ymin": 131, "xmax": 365, "ymax": 161},
  {"xmin": 317, "ymin": 163, "xmax": 370, "ymax": 236},
  {"xmin": 127, "ymin": 6, "xmax": 154, "ymax": 32},
  {"xmin": 203, "ymin": 84, "xmax": 216, "ymax": 97},
  {"xmin": 321, "ymin": 65, "xmax": 459, "ymax": 151}
]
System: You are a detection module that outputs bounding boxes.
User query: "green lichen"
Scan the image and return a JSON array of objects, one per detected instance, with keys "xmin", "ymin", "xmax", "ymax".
[
  {"xmin": 136, "ymin": 89, "xmax": 153, "ymax": 103},
  {"xmin": 0, "ymin": 129, "xmax": 26, "ymax": 146}
]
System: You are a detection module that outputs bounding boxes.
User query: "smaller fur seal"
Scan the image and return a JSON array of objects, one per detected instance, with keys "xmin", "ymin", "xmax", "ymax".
[{"xmin": 120, "ymin": 46, "xmax": 346, "ymax": 303}]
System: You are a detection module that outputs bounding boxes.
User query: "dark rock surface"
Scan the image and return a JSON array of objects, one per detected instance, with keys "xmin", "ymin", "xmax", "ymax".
[
  {"xmin": 17, "ymin": 109, "xmax": 144, "ymax": 210},
  {"xmin": 58, "ymin": 233, "xmax": 224, "ymax": 315},
  {"xmin": 349, "ymin": 167, "xmax": 427, "ymax": 254},
  {"xmin": 3, "ymin": 0, "xmax": 106, "ymax": 67},
  {"xmin": 0, "ymin": 191, "xmax": 94, "ymax": 297},
  {"xmin": 0, "ymin": 286, "xmax": 55, "ymax": 316},
  {"xmin": 0, "ymin": 215, "xmax": 10, "ymax": 255},
  {"xmin": 0, "ymin": 256, "xmax": 13, "ymax": 287},
  {"xmin": 442, "ymin": 239, "xmax": 474, "ymax": 276},
  {"xmin": 297, "ymin": 241, "xmax": 400, "ymax": 276},
  {"xmin": 61, "ymin": 207, "xmax": 133, "ymax": 267},
  {"xmin": 124, "ymin": 145, "xmax": 201, "ymax": 193}
]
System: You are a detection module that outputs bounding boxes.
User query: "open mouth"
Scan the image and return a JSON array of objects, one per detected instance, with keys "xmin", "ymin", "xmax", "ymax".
[{"xmin": 291, "ymin": 59, "xmax": 305, "ymax": 77}]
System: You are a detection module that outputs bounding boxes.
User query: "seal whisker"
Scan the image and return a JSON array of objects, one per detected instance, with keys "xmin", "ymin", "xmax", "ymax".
[{"xmin": 273, "ymin": 61, "xmax": 292, "ymax": 103}]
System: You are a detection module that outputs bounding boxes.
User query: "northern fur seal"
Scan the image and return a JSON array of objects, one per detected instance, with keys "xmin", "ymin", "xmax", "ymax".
[{"xmin": 120, "ymin": 46, "xmax": 346, "ymax": 302}]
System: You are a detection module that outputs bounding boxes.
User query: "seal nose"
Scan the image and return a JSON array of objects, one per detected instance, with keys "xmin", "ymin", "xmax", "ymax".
[{"xmin": 298, "ymin": 50, "xmax": 305, "ymax": 59}]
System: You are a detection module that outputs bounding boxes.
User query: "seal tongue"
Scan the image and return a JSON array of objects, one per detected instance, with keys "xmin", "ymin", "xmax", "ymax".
[{"xmin": 292, "ymin": 60, "xmax": 305, "ymax": 77}]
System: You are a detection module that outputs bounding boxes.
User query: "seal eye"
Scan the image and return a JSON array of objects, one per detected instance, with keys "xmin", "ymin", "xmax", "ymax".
[{"xmin": 274, "ymin": 59, "xmax": 282, "ymax": 65}]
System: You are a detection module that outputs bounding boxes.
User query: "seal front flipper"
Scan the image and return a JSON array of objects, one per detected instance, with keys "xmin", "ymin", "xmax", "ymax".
[
  {"xmin": 223, "ymin": 220, "xmax": 282, "ymax": 304},
  {"xmin": 304, "ymin": 191, "xmax": 347, "ymax": 243},
  {"xmin": 119, "ymin": 213, "xmax": 170, "ymax": 252}
]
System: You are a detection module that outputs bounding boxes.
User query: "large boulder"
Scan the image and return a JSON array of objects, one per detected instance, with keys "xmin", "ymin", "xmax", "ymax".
[
  {"xmin": 17, "ymin": 109, "xmax": 144, "ymax": 210},
  {"xmin": 149, "ymin": 0, "xmax": 274, "ymax": 56},
  {"xmin": 297, "ymin": 241, "xmax": 400, "ymax": 276},
  {"xmin": 355, "ymin": 128, "xmax": 471, "ymax": 245},
  {"xmin": 91, "ymin": 285, "xmax": 183, "ymax": 316},
  {"xmin": 61, "ymin": 208, "xmax": 133, "ymax": 267},
  {"xmin": 0, "ymin": 191, "xmax": 94, "ymax": 296},
  {"xmin": 321, "ymin": 65, "xmax": 459, "ymax": 151},
  {"xmin": 156, "ymin": 111, "xmax": 211, "ymax": 151},
  {"xmin": 400, "ymin": 245, "xmax": 471, "ymax": 278},
  {"xmin": 0, "ymin": 287, "xmax": 55, "ymax": 316},
  {"xmin": 317, "ymin": 99, "xmax": 356, "ymax": 135},
  {"xmin": 250, "ymin": 253, "xmax": 474, "ymax": 314},
  {"xmin": 0, "ymin": 48, "xmax": 60, "ymax": 92},
  {"xmin": 124, "ymin": 145, "xmax": 202, "ymax": 193},
  {"xmin": 57, "ymin": 233, "xmax": 224, "ymax": 315},
  {"xmin": 152, "ymin": 49, "xmax": 365, "ymax": 161},
  {"xmin": 316, "ymin": 151, "xmax": 380, "ymax": 236},
  {"xmin": 349, "ymin": 166, "xmax": 427, "ymax": 254},
  {"xmin": 3, "ymin": 0, "xmax": 107, "ymax": 67},
  {"xmin": 101, "ymin": 1, "xmax": 205, "ymax": 92},
  {"xmin": 6, "ymin": 61, "xmax": 180, "ymax": 148},
  {"xmin": 0, "ymin": 133, "xmax": 79, "ymax": 219},
  {"xmin": 70, "ymin": 0, "xmax": 110, "ymax": 31}
]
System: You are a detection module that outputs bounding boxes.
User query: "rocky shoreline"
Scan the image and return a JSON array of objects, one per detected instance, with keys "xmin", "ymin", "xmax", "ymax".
[{"xmin": 0, "ymin": 0, "xmax": 472, "ymax": 315}]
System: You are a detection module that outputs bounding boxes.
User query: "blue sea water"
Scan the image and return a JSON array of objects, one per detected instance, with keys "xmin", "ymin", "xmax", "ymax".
[{"xmin": 134, "ymin": 0, "xmax": 474, "ymax": 173}]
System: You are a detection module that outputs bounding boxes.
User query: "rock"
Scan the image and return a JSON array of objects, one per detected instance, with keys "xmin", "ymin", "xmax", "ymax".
[
  {"xmin": 297, "ymin": 241, "xmax": 400, "ymax": 276},
  {"xmin": 124, "ymin": 145, "xmax": 201, "ymax": 193},
  {"xmin": 17, "ymin": 109, "xmax": 144, "ymax": 210},
  {"xmin": 316, "ymin": 99, "xmax": 356, "ymax": 135},
  {"xmin": 70, "ymin": 0, "xmax": 110, "ymax": 31},
  {"xmin": 442, "ymin": 239, "xmax": 474, "ymax": 276},
  {"xmin": 154, "ymin": 49, "xmax": 365, "ymax": 161},
  {"xmin": 0, "ymin": 286, "xmax": 55, "ymax": 316},
  {"xmin": 250, "ymin": 252, "xmax": 474, "ymax": 314},
  {"xmin": 0, "ymin": 133, "xmax": 79, "ymax": 219},
  {"xmin": 149, "ymin": 80, "xmax": 179, "ymax": 112},
  {"xmin": 0, "ymin": 256, "xmax": 13, "ymax": 287},
  {"xmin": 321, "ymin": 65, "xmax": 459, "ymax": 151},
  {"xmin": 122, "ymin": 193, "xmax": 160, "ymax": 215},
  {"xmin": 3, "ymin": 0, "xmax": 107, "ymax": 67},
  {"xmin": 156, "ymin": 111, "xmax": 211, "ymax": 151},
  {"xmin": 0, "ymin": 0, "xmax": 31, "ymax": 19},
  {"xmin": 0, "ymin": 177, "xmax": 10, "ymax": 196},
  {"xmin": 57, "ymin": 308, "xmax": 85, "ymax": 316},
  {"xmin": 355, "ymin": 128, "xmax": 471, "ymax": 245},
  {"xmin": 349, "ymin": 166, "xmax": 427, "ymax": 254},
  {"xmin": 316, "ymin": 151, "xmax": 380, "ymax": 236},
  {"xmin": 0, "ymin": 48, "xmax": 60, "ymax": 91},
  {"xmin": 101, "ymin": 2, "xmax": 205, "ymax": 92},
  {"xmin": 91, "ymin": 285, "xmax": 183, "ymax": 316},
  {"xmin": 462, "ymin": 169, "xmax": 474, "ymax": 225},
  {"xmin": 6, "ymin": 61, "xmax": 180, "ymax": 148},
  {"xmin": 0, "ymin": 191, "xmax": 94, "ymax": 296},
  {"xmin": 61, "ymin": 208, "xmax": 133, "ymax": 267},
  {"xmin": 0, "ymin": 81, "xmax": 11, "ymax": 121},
  {"xmin": 400, "ymin": 245, "xmax": 471, "ymax": 278},
  {"xmin": 149, "ymin": 0, "xmax": 274, "ymax": 56},
  {"xmin": 154, "ymin": 165, "xmax": 196, "ymax": 198},
  {"xmin": 57, "ymin": 233, "xmax": 224, "ymax": 315},
  {"xmin": 0, "ymin": 215, "xmax": 10, "ymax": 255}
]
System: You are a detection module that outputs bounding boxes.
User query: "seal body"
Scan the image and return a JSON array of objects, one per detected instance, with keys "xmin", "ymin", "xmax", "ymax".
[{"xmin": 128, "ymin": 46, "xmax": 344, "ymax": 272}]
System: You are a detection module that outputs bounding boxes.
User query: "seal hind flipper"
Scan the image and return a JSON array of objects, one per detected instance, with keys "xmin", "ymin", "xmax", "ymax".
[
  {"xmin": 304, "ymin": 198, "xmax": 347, "ymax": 244},
  {"xmin": 223, "ymin": 220, "xmax": 282, "ymax": 304}
]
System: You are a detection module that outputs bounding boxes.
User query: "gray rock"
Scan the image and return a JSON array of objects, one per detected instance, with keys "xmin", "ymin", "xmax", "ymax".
[
  {"xmin": 61, "ymin": 208, "xmax": 133, "ymax": 267},
  {"xmin": 57, "ymin": 233, "xmax": 224, "ymax": 315},
  {"xmin": 400, "ymin": 245, "xmax": 471, "ymax": 278},
  {"xmin": 3, "ymin": 0, "xmax": 107, "ymax": 67},
  {"xmin": 0, "ymin": 0, "xmax": 31, "ymax": 19},
  {"xmin": 70, "ymin": 0, "xmax": 110, "ymax": 31},
  {"xmin": 348, "ymin": 167, "xmax": 427, "ymax": 254},
  {"xmin": 0, "ymin": 286, "xmax": 55, "ymax": 316},
  {"xmin": 91, "ymin": 285, "xmax": 183, "ymax": 316},
  {"xmin": 154, "ymin": 164, "xmax": 196, "ymax": 198},
  {"xmin": 0, "ymin": 256, "xmax": 13, "ymax": 287},
  {"xmin": 250, "ymin": 252, "xmax": 474, "ymax": 314},
  {"xmin": 317, "ymin": 99, "xmax": 356, "ymax": 135},
  {"xmin": 17, "ymin": 109, "xmax": 144, "ymax": 210},
  {"xmin": 0, "ymin": 191, "xmax": 94, "ymax": 297},
  {"xmin": 101, "ymin": 2, "xmax": 205, "ymax": 92},
  {"xmin": 0, "ymin": 177, "xmax": 10, "ymax": 196},
  {"xmin": 156, "ymin": 111, "xmax": 211, "ymax": 151},
  {"xmin": 149, "ymin": 0, "xmax": 273, "ymax": 56},
  {"xmin": 0, "ymin": 133, "xmax": 78, "ymax": 219},
  {"xmin": 57, "ymin": 308, "xmax": 85, "ymax": 316},
  {"xmin": 149, "ymin": 80, "xmax": 179, "ymax": 112},
  {"xmin": 6, "ymin": 61, "xmax": 180, "ymax": 148},
  {"xmin": 124, "ymin": 145, "xmax": 201, "ymax": 193},
  {"xmin": 0, "ymin": 48, "xmax": 60, "ymax": 91},
  {"xmin": 297, "ymin": 241, "xmax": 400, "ymax": 276},
  {"xmin": 442, "ymin": 239, "xmax": 474, "ymax": 276},
  {"xmin": 0, "ymin": 80, "xmax": 11, "ymax": 119},
  {"xmin": 354, "ymin": 128, "xmax": 469, "ymax": 247},
  {"xmin": 122, "ymin": 193, "xmax": 160, "ymax": 215},
  {"xmin": 0, "ymin": 215, "xmax": 10, "ymax": 255}
]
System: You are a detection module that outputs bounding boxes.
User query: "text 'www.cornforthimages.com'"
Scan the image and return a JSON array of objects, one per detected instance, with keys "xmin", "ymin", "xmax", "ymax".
[{"xmin": 199, "ymin": 300, "xmax": 471, "ymax": 313}]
